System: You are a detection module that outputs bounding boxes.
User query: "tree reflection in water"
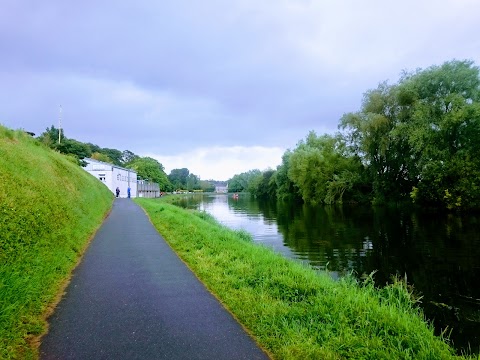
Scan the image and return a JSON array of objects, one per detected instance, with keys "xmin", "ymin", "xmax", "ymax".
[{"xmin": 172, "ymin": 194, "xmax": 480, "ymax": 355}]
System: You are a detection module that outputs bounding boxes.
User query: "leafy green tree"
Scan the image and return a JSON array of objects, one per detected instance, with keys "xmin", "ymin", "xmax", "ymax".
[
  {"xmin": 91, "ymin": 152, "xmax": 112, "ymax": 163},
  {"xmin": 339, "ymin": 82, "xmax": 414, "ymax": 203},
  {"xmin": 288, "ymin": 132, "xmax": 364, "ymax": 205},
  {"xmin": 168, "ymin": 168, "xmax": 190, "ymax": 189},
  {"xmin": 99, "ymin": 148, "xmax": 123, "ymax": 166},
  {"xmin": 227, "ymin": 175, "xmax": 245, "ymax": 193},
  {"xmin": 38, "ymin": 126, "xmax": 91, "ymax": 160},
  {"xmin": 274, "ymin": 150, "xmax": 299, "ymax": 201},
  {"xmin": 399, "ymin": 60, "xmax": 480, "ymax": 209},
  {"xmin": 340, "ymin": 59, "xmax": 480, "ymax": 209},
  {"xmin": 246, "ymin": 172, "xmax": 263, "ymax": 196},
  {"xmin": 248, "ymin": 169, "xmax": 276, "ymax": 199},
  {"xmin": 128, "ymin": 157, "xmax": 171, "ymax": 191},
  {"xmin": 86, "ymin": 143, "xmax": 101, "ymax": 154},
  {"xmin": 186, "ymin": 173, "xmax": 201, "ymax": 191},
  {"xmin": 199, "ymin": 180, "xmax": 215, "ymax": 192},
  {"xmin": 121, "ymin": 150, "xmax": 139, "ymax": 165},
  {"xmin": 56, "ymin": 138, "xmax": 92, "ymax": 159},
  {"xmin": 228, "ymin": 170, "xmax": 261, "ymax": 193},
  {"xmin": 38, "ymin": 125, "xmax": 60, "ymax": 147}
]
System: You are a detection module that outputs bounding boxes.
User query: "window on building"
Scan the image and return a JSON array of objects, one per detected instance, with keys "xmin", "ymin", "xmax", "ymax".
[
  {"xmin": 99, "ymin": 174, "xmax": 106, "ymax": 182},
  {"xmin": 117, "ymin": 174, "xmax": 121, "ymax": 181}
]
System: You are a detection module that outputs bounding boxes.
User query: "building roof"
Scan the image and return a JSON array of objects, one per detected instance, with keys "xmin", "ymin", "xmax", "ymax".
[{"xmin": 83, "ymin": 158, "xmax": 137, "ymax": 174}]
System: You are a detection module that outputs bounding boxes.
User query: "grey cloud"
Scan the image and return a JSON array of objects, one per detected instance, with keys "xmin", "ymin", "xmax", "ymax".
[{"xmin": 1, "ymin": 0, "xmax": 479, "ymax": 171}]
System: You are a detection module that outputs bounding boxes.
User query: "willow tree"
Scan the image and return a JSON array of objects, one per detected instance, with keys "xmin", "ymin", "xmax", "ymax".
[
  {"xmin": 274, "ymin": 150, "xmax": 299, "ymax": 202},
  {"xmin": 287, "ymin": 132, "xmax": 364, "ymax": 205},
  {"xmin": 400, "ymin": 60, "xmax": 480, "ymax": 209},
  {"xmin": 340, "ymin": 59, "xmax": 480, "ymax": 209},
  {"xmin": 340, "ymin": 82, "xmax": 415, "ymax": 204}
]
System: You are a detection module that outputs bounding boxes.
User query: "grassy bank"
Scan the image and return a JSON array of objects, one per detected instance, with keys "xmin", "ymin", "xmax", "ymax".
[
  {"xmin": 136, "ymin": 197, "xmax": 467, "ymax": 359},
  {"xmin": 0, "ymin": 126, "xmax": 113, "ymax": 359}
]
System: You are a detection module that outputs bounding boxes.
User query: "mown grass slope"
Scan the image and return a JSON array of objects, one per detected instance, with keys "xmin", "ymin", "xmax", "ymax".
[
  {"xmin": 0, "ymin": 125, "xmax": 113, "ymax": 359},
  {"xmin": 137, "ymin": 197, "xmax": 467, "ymax": 360}
]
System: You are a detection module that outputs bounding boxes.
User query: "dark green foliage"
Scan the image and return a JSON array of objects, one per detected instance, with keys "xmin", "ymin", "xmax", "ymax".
[
  {"xmin": 248, "ymin": 169, "xmax": 276, "ymax": 199},
  {"xmin": 340, "ymin": 59, "xmax": 480, "ymax": 209},
  {"xmin": 287, "ymin": 132, "xmax": 366, "ymax": 205},
  {"xmin": 168, "ymin": 168, "xmax": 191, "ymax": 189},
  {"xmin": 232, "ymin": 59, "xmax": 480, "ymax": 210},
  {"xmin": 232, "ymin": 133, "xmax": 369, "ymax": 205},
  {"xmin": 38, "ymin": 126, "xmax": 92, "ymax": 160},
  {"xmin": 228, "ymin": 169, "xmax": 262, "ymax": 193},
  {"xmin": 186, "ymin": 173, "xmax": 201, "ymax": 191},
  {"xmin": 401, "ymin": 61, "xmax": 480, "ymax": 209},
  {"xmin": 121, "ymin": 149, "xmax": 139, "ymax": 164},
  {"xmin": 99, "ymin": 148, "xmax": 123, "ymax": 166},
  {"xmin": 274, "ymin": 150, "xmax": 299, "ymax": 202},
  {"xmin": 128, "ymin": 157, "xmax": 171, "ymax": 190},
  {"xmin": 199, "ymin": 180, "xmax": 216, "ymax": 192}
]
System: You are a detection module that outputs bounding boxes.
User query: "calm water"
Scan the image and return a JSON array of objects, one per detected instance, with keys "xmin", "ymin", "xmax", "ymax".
[{"xmin": 173, "ymin": 193, "xmax": 480, "ymax": 354}]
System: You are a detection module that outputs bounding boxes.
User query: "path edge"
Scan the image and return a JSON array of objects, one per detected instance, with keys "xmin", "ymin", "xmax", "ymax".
[
  {"xmin": 28, "ymin": 199, "xmax": 115, "ymax": 356},
  {"xmin": 136, "ymin": 202, "xmax": 274, "ymax": 360}
]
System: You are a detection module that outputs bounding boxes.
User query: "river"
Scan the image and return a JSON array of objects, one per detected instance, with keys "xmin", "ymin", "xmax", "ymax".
[{"xmin": 172, "ymin": 193, "xmax": 480, "ymax": 355}]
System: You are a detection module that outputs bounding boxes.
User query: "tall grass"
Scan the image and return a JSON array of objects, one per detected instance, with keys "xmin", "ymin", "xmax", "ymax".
[
  {"xmin": 0, "ymin": 125, "xmax": 113, "ymax": 359},
  {"xmin": 136, "ymin": 197, "xmax": 467, "ymax": 359}
]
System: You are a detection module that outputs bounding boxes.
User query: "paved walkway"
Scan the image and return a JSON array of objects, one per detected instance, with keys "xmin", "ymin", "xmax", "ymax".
[{"xmin": 40, "ymin": 199, "xmax": 269, "ymax": 360}]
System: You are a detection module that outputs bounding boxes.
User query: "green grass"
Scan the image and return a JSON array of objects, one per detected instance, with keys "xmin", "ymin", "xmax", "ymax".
[
  {"xmin": 136, "ymin": 197, "xmax": 468, "ymax": 360},
  {"xmin": 0, "ymin": 125, "xmax": 113, "ymax": 359}
]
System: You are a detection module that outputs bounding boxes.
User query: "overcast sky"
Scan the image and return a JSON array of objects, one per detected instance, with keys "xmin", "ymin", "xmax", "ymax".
[{"xmin": 1, "ymin": 0, "xmax": 479, "ymax": 180}]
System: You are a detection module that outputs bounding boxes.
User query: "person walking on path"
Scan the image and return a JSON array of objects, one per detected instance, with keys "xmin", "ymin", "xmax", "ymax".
[
  {"xmin": 127, "ymin": 186, "xmax": 131, "ymax": 198},
  {"xmin": 40, "ymin": 199, "xmax": 269, "ymax": 360},
  {"xmin": 116, "ymin": 187, "xmax": 120, "ymax": 198}
]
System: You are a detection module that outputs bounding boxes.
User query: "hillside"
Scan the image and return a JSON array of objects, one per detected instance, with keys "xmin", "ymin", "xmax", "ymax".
[{"xmin": 0, "ymin": 125, "xmax": 113, "ymax": 359}]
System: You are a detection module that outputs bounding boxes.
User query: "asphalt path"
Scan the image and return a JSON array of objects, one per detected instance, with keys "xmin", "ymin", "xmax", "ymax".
[{"xmin": 40, "ymin": 199, "xmax": 270, "ymax": 360}]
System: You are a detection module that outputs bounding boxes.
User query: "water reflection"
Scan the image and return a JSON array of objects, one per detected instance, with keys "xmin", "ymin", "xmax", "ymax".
[{"xmin": 171, "ymin": 193, "xmax": 480, "ymax": 354}]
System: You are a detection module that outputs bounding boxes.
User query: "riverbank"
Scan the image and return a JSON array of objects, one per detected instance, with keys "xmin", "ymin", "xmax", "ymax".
[
  {"xmin": 136, "ymin": 197, "xmax": 468, "ymax": 359},
  {"xmin": 0, "ymin": 126, "xmax": 113, "ymax": 359}
]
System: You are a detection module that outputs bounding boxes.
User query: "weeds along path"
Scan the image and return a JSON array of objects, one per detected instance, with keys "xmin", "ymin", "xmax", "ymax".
[{"xmin": 40, "ymin": 199, "xmax": 269, "ymax": 360}]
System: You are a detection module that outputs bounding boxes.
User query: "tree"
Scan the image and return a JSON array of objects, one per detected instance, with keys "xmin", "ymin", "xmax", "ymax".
[
  {"xmin": 339, "ymin": 82, "xmax": 414, "ymax": 203},
  {"xmin": 399, "ymin": 60, "xmax": 480, "ymax": 209},
  {"xmin": 248, "ymin": 169, "xmax": 276, "ymax": 199},
  {"xmin": 128, "ymin": 157, "xmax": 171, "ymax": 190},
  {"xmin": 339, "ymin": 59, "xmax": 480, "ymax": 209},
  {"xmin": 91, "ymin": 152, "xmax": 112, "ymax": 163},
  {"xmin": 99, "ymin": 148, "xmax": 123, "ymax": 166},
  {"xmin": 228, "ymin": 170, "xmax": 261, "ymax": 193},
  {"xmin": 288, "ymin": 132, "xmax": 364, "ymax": 205},
  {"xmin": 186, "ymin": 173, "xmax": 201, "ymax": 191},
  {"xmin": 38, "ymin": 126, "xmax": 92, "ymax": 160},
  {"xmin": 199, "ymin": 180, "xmax": 215, "ymax": 192},
  {"xmin": 38, "ymin": 125, "xmax": 60, "ymax": 147},
  {"xmin": 121, "ymin": 150, "xmax": 139, "ymax": 165},
  {"xmin": 86, "ymin": 142, "xmax": 101, "ymax": 154},
  {"xmin": 56, "ymin": 138, "xmax": 92, "ymax": 159},
  {"xmin": 274, "ymin": 150, "xmax": 299, "ymax": 201},
  {"xmin": 168, "ymin": 168, "xmax": 190, "ymax": 189}
]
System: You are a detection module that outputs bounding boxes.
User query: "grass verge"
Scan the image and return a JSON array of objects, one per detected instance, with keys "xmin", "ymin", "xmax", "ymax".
[
  {"xmin": 0, "ymin": 126, "xmax": 113, "ymax": 359},
  {"xmin": 136, "ymin": 197, "xmax": 469, "ymax": 360}
]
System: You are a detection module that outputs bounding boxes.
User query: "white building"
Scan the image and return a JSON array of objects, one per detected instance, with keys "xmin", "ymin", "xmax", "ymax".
[
  {"xmin": 83, "ymin": 158, "xmax": 137, "ymax": 198},
  {"xmin": 214, "ymin": 182, "xmax": 228, "ymax": 193}
]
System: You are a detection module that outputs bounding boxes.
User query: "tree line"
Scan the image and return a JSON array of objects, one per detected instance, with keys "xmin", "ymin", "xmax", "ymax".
[
  {"xmin": 37, "ymin": 127, "xmax": 216, "ymax": 192},
  {"xmin": 229, "ymin": 60, "xmax": 480, "ymax": 210}
]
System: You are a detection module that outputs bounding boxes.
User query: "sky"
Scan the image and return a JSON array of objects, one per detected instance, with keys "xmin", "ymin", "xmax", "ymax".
[{"xmin": 1, "ymin": 0, "xmax": 479, "ymax": 180}]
